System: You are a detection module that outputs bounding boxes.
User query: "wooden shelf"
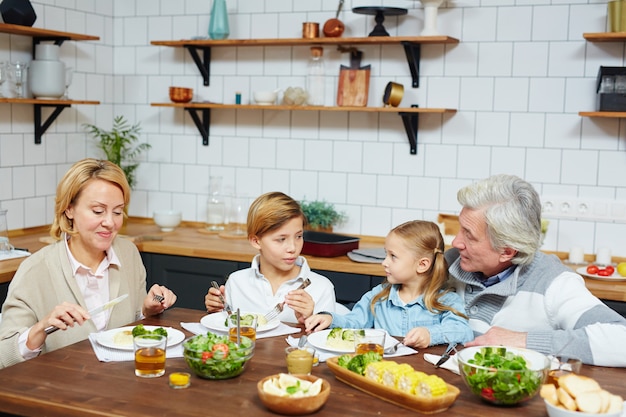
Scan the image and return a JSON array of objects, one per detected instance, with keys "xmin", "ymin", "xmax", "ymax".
[
  {"xmin": 151, "ymin": 102, "xmax": 456, "ymax": 154},
  {"xmin": 0, "ymin": 23, "xmax": 99, "ymax": 41},
  {"xmin": 579, "ymin": 111, "xmax": 626, "ymax": 118},
  {"xmin": 0, "ymin": 24, "xmax": 100, "ymax": 144},
  {"xmin": 151, "ymin": 35, "xmax": 459, "ymax": 48},
  {"xmin": 583, "ymin": 32, "xmax": 626, "ymax": 42},
  {"xmin": 151, "ymin": 35, "xmax": 459, "ymax": 88},
  {"xmin": 0, "ymin": 98, "xmax": 99, "ymax": 105},
  {"xmin": 151, "ymin": 35, "xmax": 459, "ymax": 154},
  {"xmin": 151, "ymin": 102, "xmax": 456, "ymax": 113},
  {"xmin": 0, "ymin": 98, "xmax": 100, "ymax": 144}
]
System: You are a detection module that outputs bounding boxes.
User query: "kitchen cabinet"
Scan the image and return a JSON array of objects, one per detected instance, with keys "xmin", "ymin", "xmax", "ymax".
[
  {"xmin": 579, "ymin": 32, "xmax": 626, "ymax": 119},
  {"xmin": 141, "ymin": 252, "xmax": 378, "ymax": 311},
  {"xmin": 0, "ymin": 23, "xmax": 100, "ymax": 144},
  {"xmin": 150, "ymin": 35, "xmax": 459, "ymax": 154}
]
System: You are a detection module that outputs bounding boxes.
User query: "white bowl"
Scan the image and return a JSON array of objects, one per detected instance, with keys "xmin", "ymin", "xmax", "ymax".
[
  {"xmin": 545, "ymin": 399, "xmax": 622, "ymax": 417},
  {"xmin": 253, "ymin": 91, "xmax": 278, "ymax": 105},
  {"xmin": 153, "ymin": 210, "xmax": 182, "ymax": 232}
]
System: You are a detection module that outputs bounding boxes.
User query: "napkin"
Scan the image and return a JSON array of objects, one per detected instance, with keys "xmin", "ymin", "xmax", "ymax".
[
  {"xmin": 286, "ymin": 334, "xmax": 418, "ymax": 363},
  {"xmin": 423, "ymin": 353, "xmax": 460, "ymax": 375},
  {"xmin": 0, "ymin": 249, "xmax": 30, "ymax": 261},
  {"xmin": 88, "ymin": 333, "xmax": 183, "ymax": 362},
  {"xmin": 180, "ymin": 322, "xmax": 301, "ymax": 339}
]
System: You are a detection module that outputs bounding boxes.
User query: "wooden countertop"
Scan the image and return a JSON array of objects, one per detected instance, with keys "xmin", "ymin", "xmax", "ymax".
[{"xmin": 2, "ymin": 219, "xmax": 625, "ymax": 303}]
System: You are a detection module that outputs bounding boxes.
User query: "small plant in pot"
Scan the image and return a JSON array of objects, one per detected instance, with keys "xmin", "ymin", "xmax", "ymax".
[
  {"xmin": 299, "ymin": 200, "xmax": 346, "ymax": 232},
  {"xmin": 84, "ymin": 115, "xmax": 151, "ymax": 189}
]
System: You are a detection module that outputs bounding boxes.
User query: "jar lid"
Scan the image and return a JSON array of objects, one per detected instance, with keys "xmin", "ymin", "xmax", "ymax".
[{"xmin": 310, "ymin": 47, "xmax": 323, "ymax": 57}]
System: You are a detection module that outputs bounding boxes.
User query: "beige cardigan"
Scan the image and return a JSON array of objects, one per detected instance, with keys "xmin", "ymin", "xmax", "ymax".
[{"xmin": 0, "ymin": 237, "xmax": 147, "ymax": 369}]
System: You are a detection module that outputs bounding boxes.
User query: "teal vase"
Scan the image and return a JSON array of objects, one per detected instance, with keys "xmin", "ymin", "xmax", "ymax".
[{"xmin": 209, "ymin": 0, "xmax": 229, "ymax": 40}]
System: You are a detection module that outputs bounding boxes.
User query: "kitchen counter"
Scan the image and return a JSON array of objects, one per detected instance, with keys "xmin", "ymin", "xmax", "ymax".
[{"xmin": 2, "ymin": 218, "xmax": 626, "ymax": 303}]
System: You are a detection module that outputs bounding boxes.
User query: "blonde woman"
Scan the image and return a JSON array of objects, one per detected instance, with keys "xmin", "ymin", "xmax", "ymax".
[{"xmin": 0, "ymin": 159, "xmax": 176, "ymax": 369}]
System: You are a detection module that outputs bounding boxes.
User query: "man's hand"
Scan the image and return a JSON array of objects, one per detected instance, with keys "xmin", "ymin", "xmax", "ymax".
[{"xmin": 465, "ymin": 326, "xmax": 527, "ymax": 348}]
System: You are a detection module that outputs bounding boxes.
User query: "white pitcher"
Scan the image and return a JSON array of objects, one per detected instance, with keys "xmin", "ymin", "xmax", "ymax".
[{"xmin": 28, "ymin": 43, "xmax": 65, "ymax": 99}]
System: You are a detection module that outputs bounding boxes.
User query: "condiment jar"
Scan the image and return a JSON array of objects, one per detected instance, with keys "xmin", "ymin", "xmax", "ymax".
[{"xmin": 28, "ymin": 44, "xmax": 65, "ymax": 99}]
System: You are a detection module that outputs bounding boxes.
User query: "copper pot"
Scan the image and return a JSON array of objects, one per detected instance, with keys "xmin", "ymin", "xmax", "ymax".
[{"xmin": 323, "ymin": 0, "xmax": 345, "ymax": 37}]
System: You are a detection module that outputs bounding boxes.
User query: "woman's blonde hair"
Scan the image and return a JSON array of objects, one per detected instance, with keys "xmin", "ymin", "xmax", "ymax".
[
  {"xmin": 50, "ymin": 159, "xmax": 131, "ymax": 239},
  {"xmin": 247, "ymin": 191, "xmax": 306, "ymax": 238},
  {"xmin": 370, "ymin": 220, "xmax": 467, "ymax": 319}
]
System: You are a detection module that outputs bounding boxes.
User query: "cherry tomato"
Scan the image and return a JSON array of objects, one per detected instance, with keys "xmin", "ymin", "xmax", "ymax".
[
  {"xmin": 604, "ymin": 265, "xmax": 615, "ymax": 275},
  {"xmin": 201, "ymin": 351, "xmax": 213, "ymax": 363},
  {"xmin": 597, "ymin": 269, "xmax": 612, "ymax": 276},
  {"xmin": 212, "ymin": 343, "xmax": 229, "ymax": 359},
  {"xmin": 586, "ymin": 265, "xmax": 599, "ymax": 275}
]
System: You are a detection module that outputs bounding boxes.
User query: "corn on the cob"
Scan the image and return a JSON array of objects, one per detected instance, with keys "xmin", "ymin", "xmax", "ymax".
[
  {"xmin": 398, "ymin": 370, "xmax": 429, "ymax": 394},
  {"xmin": 364, "ymin": 360, "xmax": 448, "ymax": 398},
  {"xmin": 417, "ymin": 374, "xmax": 448, "ymax": 397},
  {"xmin": 382, "ymin": 363, "xmax": 415, "ymax": 388},
  {"xmin": 365, "ymin": 361, "xmax": 396, "ymax": 383}
]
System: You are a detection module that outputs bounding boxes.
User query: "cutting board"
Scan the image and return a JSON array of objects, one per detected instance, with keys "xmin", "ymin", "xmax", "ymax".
[{"xmin": 337, "ymin": 50, "xmax": 371, "ymax": 107}]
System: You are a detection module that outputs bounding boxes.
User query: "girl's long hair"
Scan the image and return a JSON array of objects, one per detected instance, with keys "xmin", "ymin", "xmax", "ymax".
[{"xmin": 370, "ymin": 220, "xmax": 467, "ymax": 319}]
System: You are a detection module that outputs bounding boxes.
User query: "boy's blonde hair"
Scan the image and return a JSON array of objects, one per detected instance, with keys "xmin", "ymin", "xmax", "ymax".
[{"xmin": 247, "ymin": 192, "xmax": 306, "ymax": 238}]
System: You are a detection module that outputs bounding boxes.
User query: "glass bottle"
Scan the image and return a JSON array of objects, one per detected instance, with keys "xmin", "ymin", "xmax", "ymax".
[
  {"xmin": 206, "ymin": 176, "xmax": 226, "ymax": 231},
  {"xmin": 306, "ymin": 47, "xmax": 325, "ymax": 106},
  {"xmin": 209, "ymin": 0, "xmax": 230, "ymax": 40}
]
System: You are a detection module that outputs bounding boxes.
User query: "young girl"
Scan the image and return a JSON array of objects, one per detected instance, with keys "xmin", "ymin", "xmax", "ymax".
[
  {"xmin": 304, "ymin": 220, "xmax": 473, "ymax": 348},
  {"xmin": 204, "ymin": 192, "xmax": 337, "ymax": 324}
]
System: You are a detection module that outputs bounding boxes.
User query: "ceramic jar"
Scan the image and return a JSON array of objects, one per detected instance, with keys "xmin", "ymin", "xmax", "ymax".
[{"xmin": 28, "ymin": 44, "xmax": 65, "ymax": 99}]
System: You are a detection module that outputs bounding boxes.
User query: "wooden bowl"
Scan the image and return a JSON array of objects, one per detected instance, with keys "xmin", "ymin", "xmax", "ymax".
[
  {"xmin": 257, "ymin": 374, "xmax": 330, "ymax": 415},
  {"xmin": 169, "ymin": 86, "xmax": 193, "ymax": 103}
]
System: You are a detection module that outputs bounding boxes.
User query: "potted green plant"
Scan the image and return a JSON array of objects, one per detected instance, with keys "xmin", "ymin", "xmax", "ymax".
[
  {"xmin": 84, "ymin": 115, "xmax": 151, "ymax": 189},
  {"xmin": 299, "ymin": 200, "xmax": 346, "ymax": 232}
]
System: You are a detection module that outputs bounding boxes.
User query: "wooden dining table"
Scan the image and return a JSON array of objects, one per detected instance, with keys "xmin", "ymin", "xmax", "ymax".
[{"xmin": 0, "ymin": 308, "xmax": 624, "ymax": 417}]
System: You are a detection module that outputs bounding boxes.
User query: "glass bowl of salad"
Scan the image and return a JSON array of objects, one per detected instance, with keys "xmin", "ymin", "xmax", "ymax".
[
  {"xmin": 183, "ymin": 332, "xmax": 254, "ymax": 379},
  {"xmin": 457, "ymin": 346, "xmax": 550, "ymax": 406}
]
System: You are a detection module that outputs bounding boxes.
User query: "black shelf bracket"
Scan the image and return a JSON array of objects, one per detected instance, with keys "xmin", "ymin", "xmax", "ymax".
[
  {"xmin": 185, "ymin": 107, "xmax": 211, "ymax": 145},
  {"xmin": 34, "ymin": 103, "xmax": 70, "ymax": 144},
  {"xmin": 402, "ymin": 41, "xmax": 421, "ymax": 88},
  {"xmin": 185, "ymin": 45, "xmax": 211, "ymax": 86},
  {"xmin": 399, "ymin": 105, "xmax": 419, "ymax": 154},
  {"xmin": 31, "ymin": 37, "xmax": 70, "ymax": 56}
]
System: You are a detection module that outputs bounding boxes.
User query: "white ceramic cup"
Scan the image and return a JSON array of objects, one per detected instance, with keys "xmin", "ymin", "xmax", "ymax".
[
  {"xmin": 568, "ymin": 246, "xmax": 585, "ymax": 264},
  {"xmin": 595, "ymin": 247, "xmax": 612, "ymax": 266}
]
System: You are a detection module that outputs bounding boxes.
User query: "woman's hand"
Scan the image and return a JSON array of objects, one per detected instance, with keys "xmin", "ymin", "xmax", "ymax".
[
  {"xmin": 29, "ymin": 302, "xmax": 90, "ymax": 349},
  {"xmin": 284, "ymin": 288, "xmax": 314, "ymax": 323},
  {"xmin": 304, "ymin": 313, "xmax": 332, "ymax": 334},
  {"xmin": 204, "ymin": 285, "xmax": 226, "ymax": 313},
  {"xmin": 403, "ymin": 327, "xmax": 431, "ymax": 349},
  {"xmin": 144, "ymin": 284, "xmax": 177, "ymax": 317}
]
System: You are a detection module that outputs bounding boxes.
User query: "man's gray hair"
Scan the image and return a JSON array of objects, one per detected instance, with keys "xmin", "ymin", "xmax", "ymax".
[{"xmin": 457, "ymin": 174, "xmax": 542, "ymax": 266}]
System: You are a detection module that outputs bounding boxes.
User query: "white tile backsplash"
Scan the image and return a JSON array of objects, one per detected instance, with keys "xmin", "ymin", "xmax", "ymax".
[{"xmin": 1, "ymin": 1, "xmax": 626, "ymax": 257}]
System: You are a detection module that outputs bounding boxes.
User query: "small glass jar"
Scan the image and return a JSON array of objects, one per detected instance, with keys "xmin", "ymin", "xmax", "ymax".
[{"xmin": 169, "ymin": 372, "xmax": 191, "ymax": 389}]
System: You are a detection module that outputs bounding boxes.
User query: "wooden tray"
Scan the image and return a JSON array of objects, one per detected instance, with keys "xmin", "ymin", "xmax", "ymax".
[{"xmin": 326, "ymin": 356, "xmax": 459, "ymax": 414}]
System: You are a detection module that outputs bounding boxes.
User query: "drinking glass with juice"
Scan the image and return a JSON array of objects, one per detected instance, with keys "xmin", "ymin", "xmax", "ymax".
[
  {"xmin": 134, "ymin": 334, "xmax": 167, "ymax": 378},
  {"xmin": 228, "ymin": 314, "xmax": 257, "ymax": 343},
  {"xmin": 354, "ymin": 329, "xmax": 386, "ymax": 355}
]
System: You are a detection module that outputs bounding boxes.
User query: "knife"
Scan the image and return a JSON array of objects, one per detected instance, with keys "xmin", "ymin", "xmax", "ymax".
[
  {"xmin": 44, "ymin": 294, "xmax": 129, "ymax": 335},
  {"xmin": 435, "ymin": 342, "xmax": 457, "ymax": 368}
]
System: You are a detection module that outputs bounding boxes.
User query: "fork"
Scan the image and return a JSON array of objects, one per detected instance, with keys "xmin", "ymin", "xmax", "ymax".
[
  {"xmin": 211, "ymin": 281, "xmax": 233, "ymax": 316},
  {"xmin": 263, "ymin": 278, "xmax": 311, "ymax": 322}
]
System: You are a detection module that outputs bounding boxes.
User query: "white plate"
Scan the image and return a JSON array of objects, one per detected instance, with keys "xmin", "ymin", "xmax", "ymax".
[
  {"xmin": 576, "ymin": 266, "xmax": 626, "ymax": 282},
  {"xmin": 96, "ymin": 326, "xmax": 185, "ymax": 351},
  {"xmin": 200, "ymin": 311, "xmax": 280, "ymax": 333},
  {"xmin": 307, "ymin": 329, "xmax": 398, "ymax": 354}
]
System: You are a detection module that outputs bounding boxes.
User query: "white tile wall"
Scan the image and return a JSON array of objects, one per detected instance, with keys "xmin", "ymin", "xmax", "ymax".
[{"xmin": 2, "ymin": 0, "xmax": 626, "ymax": 257}]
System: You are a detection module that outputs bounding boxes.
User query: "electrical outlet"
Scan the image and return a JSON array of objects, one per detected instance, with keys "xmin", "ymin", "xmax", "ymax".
[{"xmin": 541, "ymin": 196, "xmax": 626, "ymax": 223}]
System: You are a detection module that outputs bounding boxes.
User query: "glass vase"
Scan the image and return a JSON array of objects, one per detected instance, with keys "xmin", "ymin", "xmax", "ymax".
[{"xmin": 209, "ymin": 0, "xmax": 230, "ymax": 40}]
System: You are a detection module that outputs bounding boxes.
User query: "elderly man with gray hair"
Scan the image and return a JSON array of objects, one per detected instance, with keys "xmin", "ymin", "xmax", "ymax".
[{"xmin": 446, "ymin": 174, "xmax": 626, "ymax": 367}]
